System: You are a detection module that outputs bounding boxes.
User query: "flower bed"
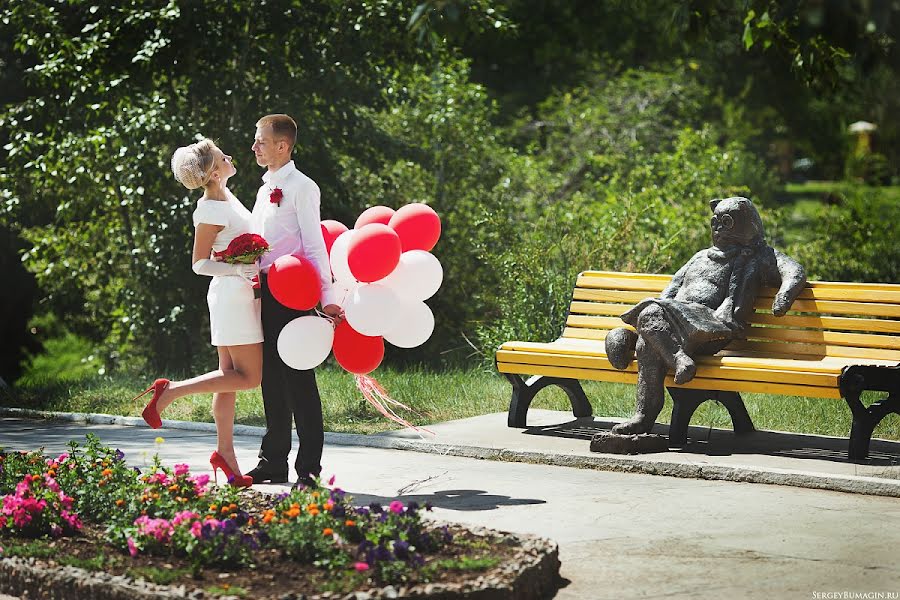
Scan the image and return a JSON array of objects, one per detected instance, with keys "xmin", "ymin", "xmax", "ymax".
[{"xmin": 0, "ymin": 435, "xmax": 559, "ymax": 598}]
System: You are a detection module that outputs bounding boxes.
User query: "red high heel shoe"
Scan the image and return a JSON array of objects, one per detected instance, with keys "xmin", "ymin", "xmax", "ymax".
[
  {"xmin": 134, "ymin": 378, "xmax": 170, "ymax": 429},
  {"xmin": 210, "ymin": 451, "xmax": 252, "ymax": 488}
]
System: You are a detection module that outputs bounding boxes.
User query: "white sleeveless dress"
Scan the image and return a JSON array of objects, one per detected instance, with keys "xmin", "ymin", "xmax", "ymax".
[{"xmin": 192, "ymin": 196, "xmax": 264, "ymax": 346}]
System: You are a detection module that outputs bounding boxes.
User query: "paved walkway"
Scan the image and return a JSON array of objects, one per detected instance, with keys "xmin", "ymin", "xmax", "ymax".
[{"xmin": 1, "ymin": 411, "xmax": 900, "ymax": 599}]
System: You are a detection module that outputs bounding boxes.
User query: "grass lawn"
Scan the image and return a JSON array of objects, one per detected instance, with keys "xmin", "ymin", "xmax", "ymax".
[{"xmin": 5, "ymin": 365, "xmax": 899, "ymax": 441}]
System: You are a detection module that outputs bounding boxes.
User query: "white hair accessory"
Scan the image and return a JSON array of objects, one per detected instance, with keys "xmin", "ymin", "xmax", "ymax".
[{"xmin": 171, "ymin": 141, "xmax": 214, "ymax": 190}]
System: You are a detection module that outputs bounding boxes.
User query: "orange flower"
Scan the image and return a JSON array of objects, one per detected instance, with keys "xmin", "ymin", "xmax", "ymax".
[
  {"xmin": 308, "ymin": 508, "xmax": 320, "ymax": 517},
  {"xmin": 101, "ymin": 469, "xmax": 113, "ymax": 477},
  {"xmin": 322, "ymin": 528, "xmax": 334, "ymax": 536},
  {"xmin": 115, "ymin": 499, "xmax": 125, "ymax": 507},
  {"xmin": 168, "ymin": 484, "xmax": 179, "ymax": 492},
  {"xmin": 209, "ymin": 504, "xmax": 218, "ymax": 511},
  {"xmin": 228, "ymin": 503, "xmax": 237, "ymax": 511},
  {"xmin": 323, "ymin": 500, "xmax": 334, "ymax": 511},
  {"xmin": 345, "ymin": 519, "xmax": 356, "ymax": 527},
  {"xmin": 47, "ymin": 469, "xmax": 56, "ymax": 477},
  {"xmin": 262, "ymin": 510, "xmax": 275, "ymax": 524},
  {"xmin": 306, "ymin": 503, "xmax": 318, "ymax": 513},
  {"xmin": 220, "ymin": 506, "xmax": 230, "ymax": 514},
  {"xmin": 311, "ymin": 491, "xmax": 320, "ymax": 498}
]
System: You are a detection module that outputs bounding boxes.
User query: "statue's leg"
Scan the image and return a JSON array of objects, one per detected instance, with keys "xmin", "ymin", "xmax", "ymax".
[
  {"xmin": 612, "ymin": 338, "xmax": 667, "ymax": 435},
  {"xmin": 634, "ymin": 303, "xmax": 696, "ymax": 385}
]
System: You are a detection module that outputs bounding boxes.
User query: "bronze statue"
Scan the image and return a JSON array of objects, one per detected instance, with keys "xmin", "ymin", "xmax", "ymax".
[{"xmin": 606, "ymin": 197, "xmax": 806, "ymax": 435}]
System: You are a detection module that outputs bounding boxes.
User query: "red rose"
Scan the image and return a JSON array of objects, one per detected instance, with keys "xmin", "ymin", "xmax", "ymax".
[{"xmin": 270, "ymin": 187, "xmax": 283, "ymax": 206}]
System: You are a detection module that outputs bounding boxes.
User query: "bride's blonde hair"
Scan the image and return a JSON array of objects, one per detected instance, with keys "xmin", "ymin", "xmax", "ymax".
[{"xmin": 170, "ymin": 138, "xmax": 217, "ymax": 190}]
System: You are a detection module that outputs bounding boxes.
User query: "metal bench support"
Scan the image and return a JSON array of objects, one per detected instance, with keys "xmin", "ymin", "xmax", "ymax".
[
  {"xmin": 504, "ymin": 373, "xmax": 592, "ymax": 428},
  {"xmin": 840, "ymin": 365, "xmax": 900, "ymax": 461},
  {"xmin": 667, "ymin": 388, "xmax": 755, "ymax": 446}
]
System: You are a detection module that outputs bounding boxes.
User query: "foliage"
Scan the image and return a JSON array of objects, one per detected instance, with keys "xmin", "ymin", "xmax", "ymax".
[
  {"xmin": 783, "ymin": 185, "xmax": 900, "ymax": 284},
  {"xmin": 0, "ymin": 436, "xmax": 455, "ymax": 584},
  {"xmin": 473, "ymin": 66, "xmax": 776, "ymax": 357}
]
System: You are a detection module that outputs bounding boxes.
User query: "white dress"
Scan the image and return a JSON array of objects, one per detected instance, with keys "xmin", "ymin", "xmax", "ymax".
[{"xmin": 192, "ymin": 196, "xmax": 264, "ymax": 347}]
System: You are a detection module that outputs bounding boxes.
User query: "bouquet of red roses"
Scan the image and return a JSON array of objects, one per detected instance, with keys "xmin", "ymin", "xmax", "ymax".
[
  {"xmin": 213, "ymin": 233, "xmax": 269, "ymax": 264},
  {"xmin": 214, "ymin": 233, "xmax": 269, "ymax": 297}
]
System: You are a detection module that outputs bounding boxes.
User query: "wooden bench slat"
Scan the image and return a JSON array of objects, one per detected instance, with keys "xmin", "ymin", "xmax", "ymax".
[
  {"xmin": 496, "ymin": 350, "xmax": 840, "ymax": 387},
  {"xmin": 749, "ymin": 313, "xmax": 900, "ymax": 333},
  {"xmin": 499, "ymin": 340, "xmax": 899, "ymax": 371},
  {"xmin": 580, "ymin": 270, "xmax": 900, "ymax": 292},
  {"xmin": 744, "ymin": 327, "xmax": 900, "ymax": 350},
  {"xmin": 576, "ymin": 272, "xmax": 900, "ymax": 303},
  {"xmin": 568, "ymin": 305, "xmax": 900, "ymax": 333},
  {"xmin": 559, "ymin": 326, "xmax": 900, "ymax": 359},
  {"xmin": 496, "ymin": 361, "xmax": 843, "ymax": 399},
  {"xmin": 779, "ymin": 299, "xmax": 900, "ymax": 318}
]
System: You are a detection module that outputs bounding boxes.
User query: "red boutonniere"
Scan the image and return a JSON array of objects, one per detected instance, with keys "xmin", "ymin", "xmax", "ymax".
[{"xmin": 269, "ymin": 187, "xmax": 284, "ymax": 207}]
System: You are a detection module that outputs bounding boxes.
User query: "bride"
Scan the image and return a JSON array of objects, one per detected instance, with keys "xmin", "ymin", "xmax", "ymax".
[{"xmin": 135, "ymin": 138, "xmax": 262, "ymax": 488}]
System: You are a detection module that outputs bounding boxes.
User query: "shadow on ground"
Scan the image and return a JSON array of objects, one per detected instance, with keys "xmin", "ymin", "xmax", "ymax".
[{"xmin": 522, "ymin": 417, "xmax": 900, "ymax": 468}]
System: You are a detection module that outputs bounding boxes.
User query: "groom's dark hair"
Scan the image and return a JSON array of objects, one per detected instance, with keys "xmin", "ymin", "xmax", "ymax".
[{"xmin": 257, "ymin": 114, "xmax": 297, "ymax": 149}]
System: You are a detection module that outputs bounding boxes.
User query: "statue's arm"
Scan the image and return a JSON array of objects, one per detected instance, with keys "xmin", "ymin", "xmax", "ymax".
[
  {"xmin": 770, "ymin": 249, "xmax": 807, "ymax": 316},
  {"xmin": 661, "ymin": 251, "xmax": 702, "ymax": 299}
]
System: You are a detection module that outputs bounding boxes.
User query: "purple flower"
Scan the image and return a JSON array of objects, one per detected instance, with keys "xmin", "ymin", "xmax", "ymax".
[
  {"xmin": 114, "ymin": 449, "xmax": 125, "ymax": 462},
  {"xmin": 393, "ymin": 540, "xmax": 410, "ymax": 560},
  {"xmin": 369, "ymin": 502, "xmax": 383, "ymax": 514}
]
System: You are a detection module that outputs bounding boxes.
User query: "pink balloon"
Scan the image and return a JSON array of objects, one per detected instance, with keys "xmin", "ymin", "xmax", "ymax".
[
  {"xmin": 267, "ymin": 254, "xmax": 321, "ymax": 310},
  {"xmin": 321, "ymin": 220, "xmax": 349, "ymax": 255},
  {"xmin": 355, "ymin": 205, "xmax": 395, "ymax": 229},
  {"xmin": 332, "ymin": 321, "xmax": 384, "ymax": 375},
  {"xmin": 347, "ymin": 223, "xmax": 402, "ymax": 283},
  {"xmin": 388, "ymin": 203, "xmax": 441, "ymax": 252}
]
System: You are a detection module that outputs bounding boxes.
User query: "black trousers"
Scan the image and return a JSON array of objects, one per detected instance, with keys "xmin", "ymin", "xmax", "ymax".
[{"xmin": 257, "ymin": 273, "xmax": 324, "ymax": 478}]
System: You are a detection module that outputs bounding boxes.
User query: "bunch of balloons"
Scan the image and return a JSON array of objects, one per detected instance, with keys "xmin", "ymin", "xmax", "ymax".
[{"xmin": 274, "ymin": 203, "xmax": 443, "ymax": 375}]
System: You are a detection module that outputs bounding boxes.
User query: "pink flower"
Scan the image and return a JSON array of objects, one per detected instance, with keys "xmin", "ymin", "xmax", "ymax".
[
  {"xmin": 389, "ymin": 500, "xmax": 404, "ymax": 514},
  {"xmin": 56, "ymin": 453, "xmax": 69, "ymax": 462},
  {"xmin": 127, "ymin": 537, "xmax": 138, "ymax": 557},
  {"xmin": 172, "ymin": 510, "xmax": 199, "ymax": 526},
  {"xmin": 190, "ymin": 521, "xmax": 202, "ymax": 538},
  {"xmin": 354, "ymin": 562, "xmax": 369, "ymax": 572},
  {"xmin": 327, "ymin": 474, "xmax": 336, "ymax": 486},
  {"xmin": 174, "ymin": 464, "xmax": 190, "ymax": 476}
]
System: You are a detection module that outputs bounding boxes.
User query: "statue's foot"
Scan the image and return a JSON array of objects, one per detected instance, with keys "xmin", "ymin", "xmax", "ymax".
[
  {"xmin": 673, "ymin": 351, "xmax": 697, "ymax": 384},
  {"xmin": 612, "ymin": 415, "xmax": 655, "ymax": 435}
]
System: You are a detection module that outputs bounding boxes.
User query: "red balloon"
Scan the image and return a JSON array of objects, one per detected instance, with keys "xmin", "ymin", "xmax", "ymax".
[
  {"xmin": 355, "ymin": 205, "xmax": 395, "ymax": 229},
  {"xmin": 347, "ymin": 223, "xmax": 401, "ymax": 283},
  {"xmin": 388, "ymin": 203, "xmax": 441, "ymax": 252},
  {"xmin": 332, "ymin": 321, "xmax": 384, "ymax": 374},
  {"xmin": 320, "ymin": 220, "xmax": 349, "ymax": 255},
  {"xmin": 267, "ymin": 254, "xmax": 322, "ymax": 310}
]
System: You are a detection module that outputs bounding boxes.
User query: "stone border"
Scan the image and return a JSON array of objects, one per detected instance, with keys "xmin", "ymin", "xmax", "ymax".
[
  {"xmin": 0, "ymin": 525, "xmax": 560, "ymax": 600},
  {"xmin": 3, "ymin": 407, "xmax": 900, "ymax": 498}
]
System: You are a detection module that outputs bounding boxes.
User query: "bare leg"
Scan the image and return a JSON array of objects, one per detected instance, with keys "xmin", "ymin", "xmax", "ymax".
[
  {"xmin": 155, "ymin": 343, "xmax": 263, "ymax": 414},
  {"xmin": 612, "ymin": 337, "xmax": 667, "ymax": 434},
  {"xmin": 211, "ymin": 347, "xmax": 241, "ymax": 477},
  {"xmin": 634, "ymin": 304, "xmax": 696, "ymax": 384}
]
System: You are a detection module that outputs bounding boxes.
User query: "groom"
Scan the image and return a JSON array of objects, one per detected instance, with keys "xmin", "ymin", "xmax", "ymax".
[{"xmin": 247, "ymin": 114, "xmax": 342, "ymax": 488}]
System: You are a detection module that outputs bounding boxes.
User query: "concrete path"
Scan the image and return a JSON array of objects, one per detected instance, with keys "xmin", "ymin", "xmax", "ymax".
[{"xmin": 1, "ymin": 414, "xmax": 900, "ymax": 599}]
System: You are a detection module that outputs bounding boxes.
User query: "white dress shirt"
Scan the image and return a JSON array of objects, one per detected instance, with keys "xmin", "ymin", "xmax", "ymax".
[{"xmin": 250, "ymin": 160, "xmax": 339, "ymax": 306}]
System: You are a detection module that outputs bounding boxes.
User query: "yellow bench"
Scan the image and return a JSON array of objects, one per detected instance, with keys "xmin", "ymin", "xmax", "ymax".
[{"xmin": 495, "ymin": 271, "xmax": 900, "ymax": 460}]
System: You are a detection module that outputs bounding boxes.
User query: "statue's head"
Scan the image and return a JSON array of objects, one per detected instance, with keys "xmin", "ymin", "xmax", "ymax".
[{"xmin": 709, "ymin": 197, "xmax": 765, "ymax": 249}]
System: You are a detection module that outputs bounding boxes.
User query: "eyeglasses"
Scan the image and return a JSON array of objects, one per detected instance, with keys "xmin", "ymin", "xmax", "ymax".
[{"xmin": 711, "ymin": 214, "xmax": 734, "ymax": 230}]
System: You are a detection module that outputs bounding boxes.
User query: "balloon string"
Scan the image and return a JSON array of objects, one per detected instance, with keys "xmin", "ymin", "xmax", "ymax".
[
  {"xmin": 314, "ymin": 308, "xmax": 337, "ymax": 327},
  {"xmin": 355, "ymin": 374, "xmax": 435, "ymax": 437}
]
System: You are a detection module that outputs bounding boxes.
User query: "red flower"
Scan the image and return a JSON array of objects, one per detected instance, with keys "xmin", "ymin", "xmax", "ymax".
[
  {"xmin": 269, "ymin": 187, "xmax": 283, "ymax": 206},
  {"xmin": 213, "ymin": 233, "xmax": 269, "ymax": 265}
]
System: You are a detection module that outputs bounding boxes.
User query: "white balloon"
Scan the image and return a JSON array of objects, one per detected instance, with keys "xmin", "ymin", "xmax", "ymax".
[
  {"xmin": 329, "ymin": 230, "xmax": 357, "ymax": 284},
  {"xmin": 384, "ymin": 300, "xmax": 434, "ymax": 348},
  {"xmin": 344, "ymin": 283, "xmax": 402, "ymax": 336},
  {"xmin": 277, "ymin": 316, "xmax": 334, "ymax": 370},
  {"xmin": 334, "ymin": 279, "xmax": 360, "ymax": 307},
  {"xmin": 377, "ymin": 250, "xmax": 443, "ymax": 302}
]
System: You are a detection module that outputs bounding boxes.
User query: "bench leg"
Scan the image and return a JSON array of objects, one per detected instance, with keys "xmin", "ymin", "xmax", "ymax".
[
  {"xmin": 667, "ymin": 388, "xmax": 755, "ymax": 446},
  {"xmin": 504, "ymin": 373, "xmax": 592, "ymax": 428},
  {"xmin": 841, "ymin": 365, "xmax": 900, "ymax": 461}
]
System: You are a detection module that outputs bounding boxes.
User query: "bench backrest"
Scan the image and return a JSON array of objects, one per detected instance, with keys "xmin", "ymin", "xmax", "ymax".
[{"xmin": 566, "ymin": 271, "xmax": 900, "ymax": 362}]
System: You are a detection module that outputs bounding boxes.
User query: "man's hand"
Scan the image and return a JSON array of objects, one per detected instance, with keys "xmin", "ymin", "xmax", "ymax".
[{"xmin": 322, "ymin": 304, "xmax": 344, "ymax": 324}]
